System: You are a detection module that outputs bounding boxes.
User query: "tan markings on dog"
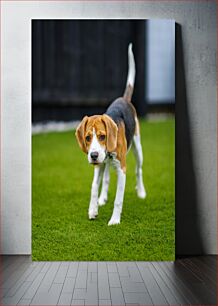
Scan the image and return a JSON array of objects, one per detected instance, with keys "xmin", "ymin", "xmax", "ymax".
[
  {"xmin": 134, "ymin": 116, "xmax": 140, "ymax": 135},
  {"xmin": 75, "ymin": 116, "xmax": 89, "ymax": 153},
  {"xmin": 85, "ymin": 116, "xmax": 107, "ymax": 151},
  {"xmin": 76, "ymin": 115, "xmax": 123, "ymax": 168},
  {"xmin": 76, "ymin": 115, "xmax": 109, "ymax": 153},
  {"xmin": 102, "ymin": 114, "xmax": 118, "ymax": 152},
  {"xmin": 115, "ymin": 121, "xmax": 127, "ymax": 173},
  {"xmin": 123, "ymin": 84, "xmax": 133, "ymax": 103}
]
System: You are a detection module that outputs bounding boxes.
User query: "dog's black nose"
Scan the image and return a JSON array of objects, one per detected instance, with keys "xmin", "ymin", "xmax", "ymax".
[{"xmin": 91, "ymin": 152, "xmax": 99, "ymax": 161}]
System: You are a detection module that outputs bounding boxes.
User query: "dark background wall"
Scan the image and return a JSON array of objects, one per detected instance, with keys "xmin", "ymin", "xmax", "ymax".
[
  {"xmin": 32, "ymin": 20, "xmax": 146, "ymax": 122},
  {"xmin": 32, "ymin": 20, "xmax": 175, "ymax": 122}
]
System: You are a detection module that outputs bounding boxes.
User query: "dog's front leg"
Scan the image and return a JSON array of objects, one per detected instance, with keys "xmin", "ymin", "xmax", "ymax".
[
  {"xmin": 108, "ymin": 164, "xmax": 126, "ymax": 225},
  {"xmin": 88, "ymin": 165, "xmax": 104, "ymax": 219},
  {"xmin": 98, "ymin": 161, "xmax": 110, "ymax": 206}
]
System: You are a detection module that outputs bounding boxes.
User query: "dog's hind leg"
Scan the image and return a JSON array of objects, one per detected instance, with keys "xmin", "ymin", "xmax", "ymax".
[
  {"xmin": 88, "ymin": 165, "xmax": 104, "ymax": 219},
  {"xmin": 132, "ymin": 128, "xmax": 146, "ymax": 199},
  {"xmin": 98, "ymin": 162, "xmax": 110, "ymax": 206}
]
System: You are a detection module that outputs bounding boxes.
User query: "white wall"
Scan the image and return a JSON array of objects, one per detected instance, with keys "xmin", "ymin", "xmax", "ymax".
[
  {"xmin": 146, "ymin": 20, "xmax": 175, "ymax": 104},
  {"xmin": 1, "ymin": 1, "xmax": 216, "ymax": 255}
]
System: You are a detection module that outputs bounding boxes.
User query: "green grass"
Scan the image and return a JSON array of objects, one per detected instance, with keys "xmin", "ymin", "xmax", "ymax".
[{"xmin": 32, "ymin": 119, "xmax": 175, "ymax": 261}]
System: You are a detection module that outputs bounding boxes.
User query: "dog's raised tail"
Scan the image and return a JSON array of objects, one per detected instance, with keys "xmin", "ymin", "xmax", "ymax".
[{"xmin": 123, "ymin": 43, "xmax": 136, "ymax": 103}]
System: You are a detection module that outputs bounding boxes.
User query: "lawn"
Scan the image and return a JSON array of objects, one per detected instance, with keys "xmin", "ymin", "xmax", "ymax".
[{"xmin": 32, "ymin": 119, "xmax": 175, "ymax": 261}]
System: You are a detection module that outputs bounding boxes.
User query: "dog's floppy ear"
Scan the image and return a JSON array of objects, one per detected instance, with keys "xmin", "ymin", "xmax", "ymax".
[
  {"xmin": 75, "ymin": 116, "xmax": 89, "ymax": 153},
  {"xmin": 102, "ymin": 114, "xmax": 118, "ymax": 152}
]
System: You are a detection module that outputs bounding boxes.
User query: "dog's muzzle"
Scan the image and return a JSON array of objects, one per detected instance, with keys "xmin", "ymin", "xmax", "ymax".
[{"xmin": 90, "ymin": 151, "xmax": 99, "ymax": 162}]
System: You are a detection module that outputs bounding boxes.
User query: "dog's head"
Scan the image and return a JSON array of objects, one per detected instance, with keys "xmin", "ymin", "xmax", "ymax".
[{"xmin": 75, "ymin": 114, "xmax": 118, "ymax": 165}]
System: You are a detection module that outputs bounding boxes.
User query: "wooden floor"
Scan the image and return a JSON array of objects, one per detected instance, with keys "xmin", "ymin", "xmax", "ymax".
[{"xmin": 0, "ymin": 256, "xmax": 217, "ymax": 305}]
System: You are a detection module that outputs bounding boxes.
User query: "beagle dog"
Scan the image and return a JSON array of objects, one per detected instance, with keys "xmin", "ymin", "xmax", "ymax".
[{"xmin": 76, "ymin": 44, "xmax": 146, "ymax": 225}]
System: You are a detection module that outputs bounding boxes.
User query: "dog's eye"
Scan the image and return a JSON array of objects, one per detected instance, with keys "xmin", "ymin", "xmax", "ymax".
[
  {"xmin": 85, "ymin": 135, "xmax": 91, "ymax": 142},
  {"xmin": 99, "ymin": 135, "xmax": 105, "ymax": 141}
]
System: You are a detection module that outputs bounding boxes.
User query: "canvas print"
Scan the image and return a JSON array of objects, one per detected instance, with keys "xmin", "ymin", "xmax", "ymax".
[{"xmin": 32, "ymin": 20, "xmax": 175, "ymax": 261}]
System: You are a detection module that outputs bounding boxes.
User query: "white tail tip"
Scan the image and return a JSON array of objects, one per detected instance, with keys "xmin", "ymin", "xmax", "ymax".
[
  {"xmin": 126, "ymin": 43, "xmax": 135, "ymax": 87},
  {"xmin": 128, "ymin": 43, "xmax": 133, "ymax": 54}
]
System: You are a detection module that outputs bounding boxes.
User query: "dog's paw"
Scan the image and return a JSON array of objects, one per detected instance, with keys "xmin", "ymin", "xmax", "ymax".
[
  {"xmin": 136, "ymin": 185, "xmax": 146, "ymax": 199},
  {"xmin": 98, "ymin": 196, "xmax": 107, "ymax": 206},
  {"xmin": 88, "ymin": 210, "xmax": 98, "ymax": 220},
  {"xmin": 137, "ymin": 188, "xmax": 146, "ymax": 199},
  {"xmin": 108, "ymin": 216, "xmax": 120, "ymax": 226}
]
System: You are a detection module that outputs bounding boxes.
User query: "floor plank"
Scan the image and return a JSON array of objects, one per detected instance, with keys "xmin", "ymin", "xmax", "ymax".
[
  {"xmin": 152, "ymin": 261, "xmax": 198, "ymax": 304},
  {"xmin": 0, "ymin": 256, "xmax": 216, "ymax": 305},
  {"xmin": 148, "ymin": 262, "xmax": 180, "ymax": 304},
  {"xmin": 98, "ymin": 262, "xmax": 110, "ymax": 300},
  {"xmin": 30, "ymin": 283, "xmax": 63, "ymax": 305},
  {"xmin": 2, "ymin": 258, "xmax": 34, "ymax": 293},
  {"xmin": 1, "ymin": 256, "xmax": 29, "ymax": 287},
  {"xmin": 4, "ymin": 262, "xmax": 44, "ymax": 298},
  {"xmin": 137, "ymin": 262, "xmax": 168, "ymax": 305},
  {"xmin": 184, "ymin": 257, "xmax": 217, "ymax": 286},
  {"xmin": 164, "ymin": 261, "xmax": 216, "ymax": 305}
]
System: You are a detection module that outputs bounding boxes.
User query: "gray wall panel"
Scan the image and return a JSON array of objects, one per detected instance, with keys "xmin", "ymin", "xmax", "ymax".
[{"xmin": 1, "ymin": 1, "xmax": 216, "ymax": 255}]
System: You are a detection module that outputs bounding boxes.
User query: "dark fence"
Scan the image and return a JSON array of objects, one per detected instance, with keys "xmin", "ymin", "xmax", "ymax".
[{"xmin": 32, "ymin": 20, "xmax": 146, "ymax": 122}]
